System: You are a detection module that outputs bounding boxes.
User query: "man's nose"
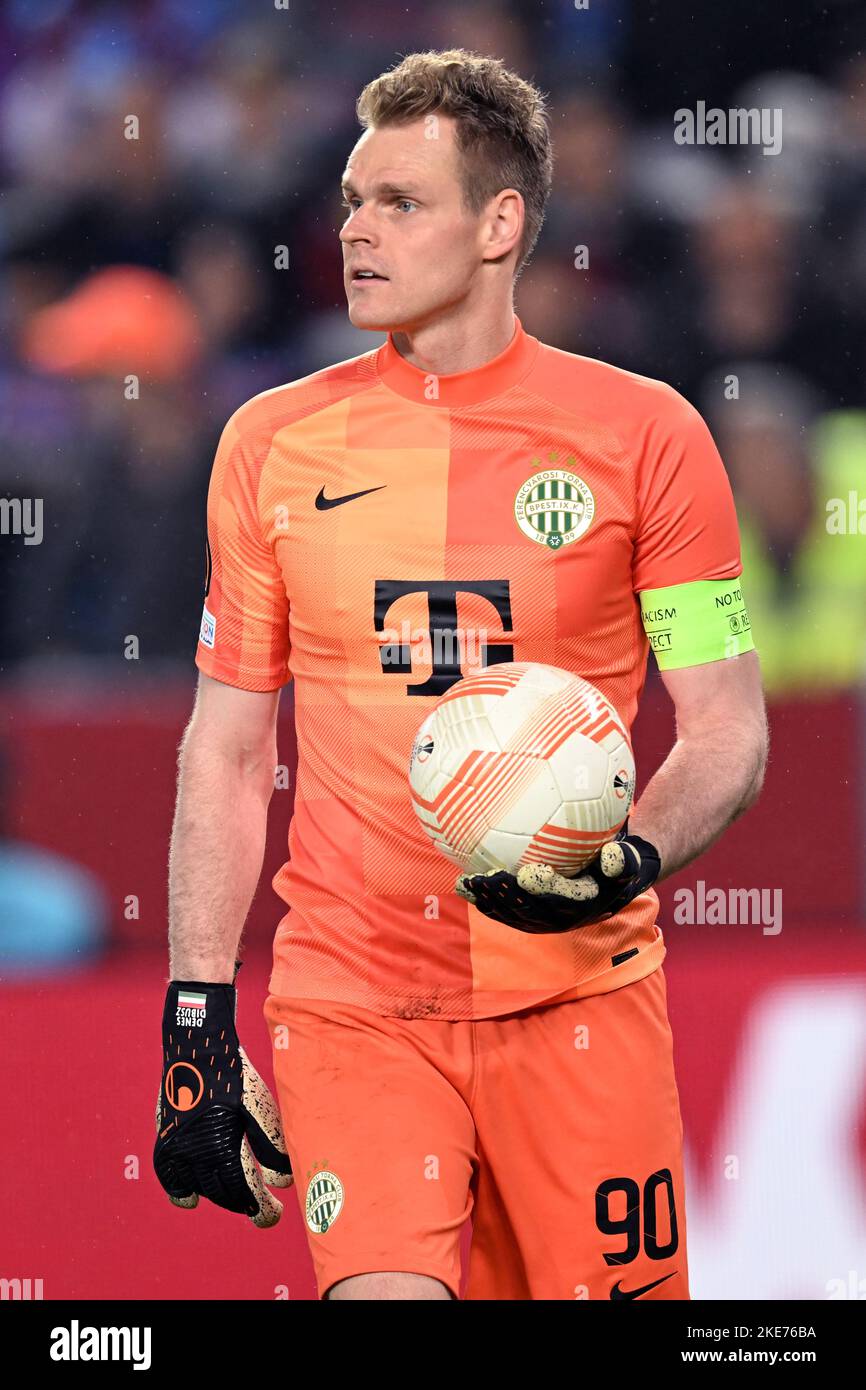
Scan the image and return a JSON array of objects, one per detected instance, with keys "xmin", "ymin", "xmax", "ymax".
[{"xmin": 340, "ymin": 205, "xmax": 376, "ymax": 245}]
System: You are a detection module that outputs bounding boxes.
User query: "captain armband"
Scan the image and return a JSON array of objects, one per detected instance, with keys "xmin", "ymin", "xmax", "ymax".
[{"xmin": 639, "ymin": 578, "xmax": 755, "ymax": 670}]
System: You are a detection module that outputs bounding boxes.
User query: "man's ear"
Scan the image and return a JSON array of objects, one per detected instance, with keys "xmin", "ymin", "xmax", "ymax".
[{"xmin": 481, "ymin": 188, "xmax": 524, "ymax": 263}]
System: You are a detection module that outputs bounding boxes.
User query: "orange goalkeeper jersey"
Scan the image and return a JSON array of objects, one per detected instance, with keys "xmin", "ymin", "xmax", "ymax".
[{"xmin": 196, "ymin": 317, "xmax": 743, "ymax": 1020}]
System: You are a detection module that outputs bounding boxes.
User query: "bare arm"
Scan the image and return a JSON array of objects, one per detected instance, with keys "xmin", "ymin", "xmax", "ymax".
[
  {"xmin": 628, "ymin": 649, "xmax": 769, "ymax": 880},
  {"xmin": 168, "ymin": 671, "xmax": 281, "ymax": 981}
]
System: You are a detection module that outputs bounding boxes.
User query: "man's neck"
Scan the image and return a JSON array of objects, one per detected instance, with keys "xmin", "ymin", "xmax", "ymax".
[{"xmin": 390, "ymin": 302, "xmax": 517, "ymax": 377}]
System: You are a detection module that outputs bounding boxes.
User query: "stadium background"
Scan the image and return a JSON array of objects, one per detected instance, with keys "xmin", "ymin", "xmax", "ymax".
[{"xmin": 1, "ymin": 0, "xmax": 865, "ymax": 1301}]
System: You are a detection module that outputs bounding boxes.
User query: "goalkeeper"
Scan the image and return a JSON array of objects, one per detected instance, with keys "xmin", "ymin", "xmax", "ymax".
[{"xmin": 154, "ymin": 48, "xmax": 770, "ymax": 1301}]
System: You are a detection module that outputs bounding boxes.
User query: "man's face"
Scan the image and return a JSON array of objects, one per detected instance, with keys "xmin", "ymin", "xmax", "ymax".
[{"xmin": 339, "ymin": 116, "xmax": 490, "ymax": 332}]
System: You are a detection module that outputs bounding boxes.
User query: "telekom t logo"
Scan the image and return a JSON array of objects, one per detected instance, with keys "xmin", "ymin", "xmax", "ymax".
[{"xmin": 374, "ymin": 579, "xmax": 514, "ymax": 696}]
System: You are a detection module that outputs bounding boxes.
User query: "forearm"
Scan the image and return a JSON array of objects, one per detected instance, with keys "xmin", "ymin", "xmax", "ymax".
[
  {"xmin": 168, "ymin": 725, "xmax": 274, "ymax": 981},
  {"xmin": 628, "ymin": 718, "xmax": 768, "ymax": 881}
]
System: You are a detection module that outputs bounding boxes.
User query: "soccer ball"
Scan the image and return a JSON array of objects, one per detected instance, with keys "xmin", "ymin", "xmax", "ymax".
[{"xmin": 408, "ymin": 661, "xmax": 635, "ymax": 877}]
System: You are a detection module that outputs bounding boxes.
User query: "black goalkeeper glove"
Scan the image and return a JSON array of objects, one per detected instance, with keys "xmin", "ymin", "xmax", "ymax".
[
  {"xmin": 454, "ymin": 821, "xmax": 661, "ymax": 935},
  {"xmin": 154, "ymin": 978, "xmax": 293, "ymax": 1227}
]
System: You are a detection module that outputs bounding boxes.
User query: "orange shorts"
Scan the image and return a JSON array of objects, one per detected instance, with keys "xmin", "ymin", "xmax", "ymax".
[{"xmin": 264, "ymin": 966, "xmax": 689, "ymax": 1301}]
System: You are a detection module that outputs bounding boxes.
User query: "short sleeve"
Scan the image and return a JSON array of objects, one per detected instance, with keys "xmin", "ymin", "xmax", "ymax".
[
  {"xmin": 631, "ymin": 387, "xmax": 743, "ymax": 594},
  {"xmin": 195, "ymin": 405, "xmax": 291, "ymax": 691}
]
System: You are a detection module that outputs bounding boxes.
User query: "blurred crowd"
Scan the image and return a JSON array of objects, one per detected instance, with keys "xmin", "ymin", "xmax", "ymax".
[{"xmin": 1, "ymin": 0, "xmax": 865, "ymax": 694}]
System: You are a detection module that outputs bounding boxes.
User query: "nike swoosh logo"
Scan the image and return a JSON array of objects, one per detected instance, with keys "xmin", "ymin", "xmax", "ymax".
[
  {"xmin": 315, "ymin": 485, "xmax": 386, "ymax": 510},
  {"xmin": 609, "ymin": 1271, "xmax": 677, "ymax": 1300}
]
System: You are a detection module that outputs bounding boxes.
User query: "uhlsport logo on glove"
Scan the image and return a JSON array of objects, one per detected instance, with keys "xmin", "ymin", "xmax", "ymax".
[{"xmin": 164, "ymin": 1062, "xmax": 204, "ymax": 1112}]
